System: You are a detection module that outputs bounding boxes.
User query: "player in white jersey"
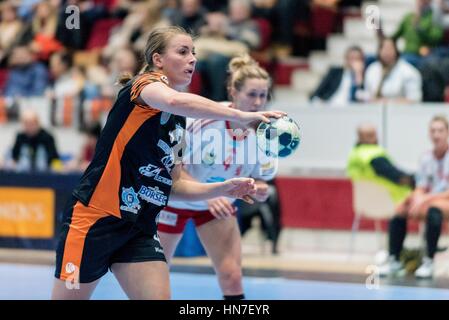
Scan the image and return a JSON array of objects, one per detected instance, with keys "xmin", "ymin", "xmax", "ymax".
[
  {"xmin": 157, "ymin": 55, "xmax": 277, "ymax": 300},
  {"xmin": 380, "ymin": 115, "xmax": 449, "ymax": 278}
]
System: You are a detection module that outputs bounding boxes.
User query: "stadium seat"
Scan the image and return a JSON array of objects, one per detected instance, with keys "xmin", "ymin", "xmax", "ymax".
[
  {"xmin": 350, "ymin": 180, "xmax": 395, "ymax": 254},
  {"xmin": 86, "ymin": 18, "xmax": 122, "ymax": 50},
  {"xmin": 0, "ymin": 69, "xmax": 9, "ymax": 93}
]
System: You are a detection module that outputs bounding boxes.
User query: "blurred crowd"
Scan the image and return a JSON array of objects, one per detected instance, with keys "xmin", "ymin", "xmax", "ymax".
[
  {"xmin": 0, "ymin": 0, "xmax": 361, "ymax": 173},
  {"xmin": 312, "ymin": 0, "xmax": 449, "ymax": 106},
  {"xmin": 1, "ymin": 0, "xmax": 449, "ymax": 174}
]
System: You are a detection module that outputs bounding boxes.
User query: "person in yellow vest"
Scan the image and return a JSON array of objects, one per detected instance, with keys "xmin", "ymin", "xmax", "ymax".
[
  {"xmin": 347, "ymin": 123, "xmax": 414, "ymax": 205},
  {"xmin": 376, "ymin": 115, "xmax": 449, "ymax": 278}
]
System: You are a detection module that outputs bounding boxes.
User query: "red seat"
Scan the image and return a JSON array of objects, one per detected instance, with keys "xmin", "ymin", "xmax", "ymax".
[
  {"xmin": 311, "ymin": 5, "xmax": 338, "ymax": 38},
  {"xmin": 86, "ymin": 18, "xmax": 122, "ymax": 50},
  {"xmin": 254, "ymin": 18, "xmax": 272, "ymax": 51},
  {"xmin": 0, "ymin": 69, "xmax": 9, "ymax": 93}
]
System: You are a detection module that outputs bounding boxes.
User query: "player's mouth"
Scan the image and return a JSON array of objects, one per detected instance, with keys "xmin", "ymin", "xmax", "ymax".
[{"xmin": 184, "ymin": 68, "xmax": 194, "ymax": 75}]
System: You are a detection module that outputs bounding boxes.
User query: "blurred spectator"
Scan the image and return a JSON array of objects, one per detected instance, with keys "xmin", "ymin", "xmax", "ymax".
[
  {"xmin": 432, "ymin": 0, "xmax": 449, "ymax": 29},
  {"xmin": 66, "ymin": 121, "xmax": 101, "ymax": 171},
  {"xmin": 22, "ymin": 0, "xmax": 64, "ymax": 61},
  {"xmin": 310, "ymin": 46, "xmax": 366, "ymax": 106},
  {"xmin": 47, "ymin": 51, "xmax": 84, "ymax": 100},
  {"xmin": 10, "ymin": 109, "xmax": 62, "ymax": 172},
  {"xmin": 347, "ymin": 124, "xmax": 414, "ymax": 199},
  {"xmin": 364, "ymin": 38, "xmax": 423, "ymax": 104},
  {"xmin": 379, "ymin": 115, "xmax": 449, "ymax": 279},
  {"xmin": 418, "ymin": 56, "xmax": 449, "ymax": 102},
  {"xmin": 102, "ymin": 47, "xmax": 140, "ymax": 99},
  {"xmin": 201, "ymin": 0, "xmax": 229, "ymax": 12},
  {"xmin": 16, "ymin": 0, "xmax": 42, "ymax": 21},
  {"xmin": 195, "ymin": 0, "xmax": 261, "ymax": 100},
  {"xmin": 170, "ymin": 0, "xmax": 207, "ymax": 36},
  {"xmin": 0, "ymin": 2, "xmax": 26, "ymax": 66},
  {"xmin": 251, "ymin": 0, "xmax": 307, "ymax": 58},
  {"xmin": 392, "ymin": 0, "xmax": 443, "ymax": 67},
  {"xmin": 4, "ymin": 45, "xmax": 49, "ymax": 98},
  {"xmin": 103, "ymin": 0, "xmax": 170, "ymax": 58},
  {"xmin": 56, "ymin": 0, "xmax": 107, "ymax": 50}
]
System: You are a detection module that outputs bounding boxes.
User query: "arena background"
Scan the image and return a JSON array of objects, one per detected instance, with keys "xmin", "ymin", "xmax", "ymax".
[{"xmin": 1, "ymin": 0, "xmax": 449, "ymax": 299}]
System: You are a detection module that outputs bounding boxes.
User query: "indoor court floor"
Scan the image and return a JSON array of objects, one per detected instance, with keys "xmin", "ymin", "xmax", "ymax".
[{"xmin": 2, "ymin": 262, "xmax": 449, "ymax": 300}]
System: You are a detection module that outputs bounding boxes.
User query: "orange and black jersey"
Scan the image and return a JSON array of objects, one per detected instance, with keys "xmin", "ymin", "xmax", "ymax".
[{"xmin": 72, "ymin": 72, "xmax": 185, "ymax": 233}]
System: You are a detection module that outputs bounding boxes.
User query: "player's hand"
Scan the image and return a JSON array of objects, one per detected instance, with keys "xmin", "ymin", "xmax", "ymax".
[
  {"xmin": 221, "ymin": 177, "xmax": 256, "ymax": 204},
  {"xmin": 237, "ymin": 110, "xmax": 286, "ymax": 127},
  {"xmin": 253, "ymin": 181, "xmax": 270, "ymax": 202},
  {"xmin": 207, "ymin": 197, "xmax": 236, "ymax": 219},
  {"xmin": 409, "ymin": 194, "xmax": 432, "ymax": 217}
]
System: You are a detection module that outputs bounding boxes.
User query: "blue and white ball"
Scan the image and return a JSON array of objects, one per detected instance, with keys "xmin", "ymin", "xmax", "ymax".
[{"xmin": 256, "ymin": 116, "xmax": 301, "ymax": 158}]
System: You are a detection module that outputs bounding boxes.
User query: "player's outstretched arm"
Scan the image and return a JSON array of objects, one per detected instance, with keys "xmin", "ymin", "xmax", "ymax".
[
  {"xmin": 140, "ymin": 82, "xmax": 285, "ymax": 126},
  {"xmin": 170, "ymin": 165, "xmax": 256, "ymax": 203}
]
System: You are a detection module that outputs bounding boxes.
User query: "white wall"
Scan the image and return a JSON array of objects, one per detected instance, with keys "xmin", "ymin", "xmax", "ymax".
[
  {"xmin": 269, "ymin": 102, "xmax": 449, "ymax": 175},
  {"xmin": 1, "ymin": 98, "xmax": 449, "ymax": 175}
]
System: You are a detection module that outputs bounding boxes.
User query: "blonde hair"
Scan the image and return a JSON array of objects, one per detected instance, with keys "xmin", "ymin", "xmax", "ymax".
[
  {"xmin": 227, "ymin": 54, "xmax": 271, "ymax": 93},
  {"xmin": 431, "ymin": 114, "xmax": 449, "ymax": 130},
  {"xmin": 118, "ymin": 26, "xmax": 190, "ymax": 85}
]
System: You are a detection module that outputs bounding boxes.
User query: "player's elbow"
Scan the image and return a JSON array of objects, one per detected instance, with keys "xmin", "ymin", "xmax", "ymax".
[{"xmin": 166, "ymin": 92, "xmax": 189, "ymax": 110}]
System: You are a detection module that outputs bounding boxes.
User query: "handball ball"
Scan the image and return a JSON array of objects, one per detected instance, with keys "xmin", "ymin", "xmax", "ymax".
[{"xmin": 256, "ymin": 116, "xmax": 301, "ymax": 158}]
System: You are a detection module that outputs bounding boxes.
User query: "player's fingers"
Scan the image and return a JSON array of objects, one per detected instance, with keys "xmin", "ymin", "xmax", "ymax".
[
  {"xmin": 219, "ymin": 199, "xmax": 235, "ymax": 217},
  {"xmin": 214, "ymin": 200, "xmax": 231, "ymax": 218},
  {"xmin": 242, "ymin": 195, "xmax": 254, "ymax": 204},
  {"xmin": 209, "ymin": 206, "xmax": 222, "ymax": 220}
]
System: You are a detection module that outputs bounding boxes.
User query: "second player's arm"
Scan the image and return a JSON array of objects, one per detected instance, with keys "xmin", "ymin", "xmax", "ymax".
[{"xmin": 170, "ymin": 164, "xmax": 255, "ymax": 203}]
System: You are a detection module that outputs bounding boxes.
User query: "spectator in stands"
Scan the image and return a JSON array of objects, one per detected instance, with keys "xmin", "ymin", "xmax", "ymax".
[
  {"xmin": 364, "ymin": 38, "xmax": 423, "ymax": 104},
  {"xmin": 4, "ymin": 45, "xmax": 49, "ymax": 98},
  {"xmin": 10, "ymin": 109, "xmax": 62, "ymax": 172},
  {"xmin": 432, "ymin": 0, "xmax": 449, "ymax": 28},
  {"xmin": 103, "ymin": 0, "xmax": 170, "ymax": 58},
  {"xmin": 251, "ymin": 0, "xmax": 305, "ymax": 58},
  {"xmin": 310, "ymin": 46, "xmax": 366, "ymax": 106},
  {"xmin": 379, "ymin": 115, "xmax": 449, "ymax": 279},
  {"xmin": 16, "ymin": 0, "xmax": 42, "ymax": 22},
  {"xmin": 56, "ymin": 0, "xmax": 107, "ymax": 50},
  {"xmin": 47, "ymin": 51, "xmax": 84, "ymax": 100},
  {"xmin": 22, "ymin": 0, "xmax": 64, "ymax": 62},
  {"xmin": 102, "ymin": 47, "xmax": 140, "ymax": 99},
  {"xmin": 392, "ymin": 0, "xmax": 443, "ymax": 67},
  {"xmin": 195, "ymin": 0, "xmax": 261, "ymax": 100},
  {"xmin": 0, "ymin": 2, "xmax": 26, "ymax": 66},
  {"xmin": 347, "ymin": 123, "xmax": 414, "ymax": 194},
  {"xmin": 170, "ymin": 0, "xmax": 208, "ymax": 36}
]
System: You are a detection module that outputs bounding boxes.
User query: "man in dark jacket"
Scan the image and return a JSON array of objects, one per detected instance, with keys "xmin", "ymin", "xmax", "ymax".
[
  {"xmin": 11, "ymin": 109, "xmax": 62, "ymax": 172},
  {"xmin": 310, "ymin": 46, "xmax": 366, "ymax": 106}
]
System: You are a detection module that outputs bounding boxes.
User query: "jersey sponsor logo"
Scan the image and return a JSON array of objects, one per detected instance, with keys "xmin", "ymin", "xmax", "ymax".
[
  {"xmin": 158, "ymin": 139, "xmax": 175, "ymax": 172},
  {"xmin": 138, "ymin": 185, "xmax": 168, "ymax": 207},
  {"xmin": 169, "ymin": 123, "xmax": 184, "ymax": 144},
  {"xmin": 158, "ymin": 139, "xmax": 172, "ymax": 154},
  {"xmin": 65, "ymin": 262, "xmax": 76, "ymax": 274},
  {"xmin": 139, "ymin": 163, "xmax": 172, "ymax": 186},
  {"xmin": 160, "ymin": 112, "xmax": 171, "ymax": 125},
  {"xmin": 160, "ymin": 75, "xmax": 169, "ymax": 84},
  {"xmin": 120, "ymin": 187, "xmax": 141, "ymax": 214},
  {"xmin": 157, "ymin": 210, "xmax": 178, "ymax": 226},
  {"xmin": 155, "ymin": 247, "xmax": 164, "ymax": 254},
  {"xmin": 153, "ymin": 234, "xmax": 160, "ymax": 243}
]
